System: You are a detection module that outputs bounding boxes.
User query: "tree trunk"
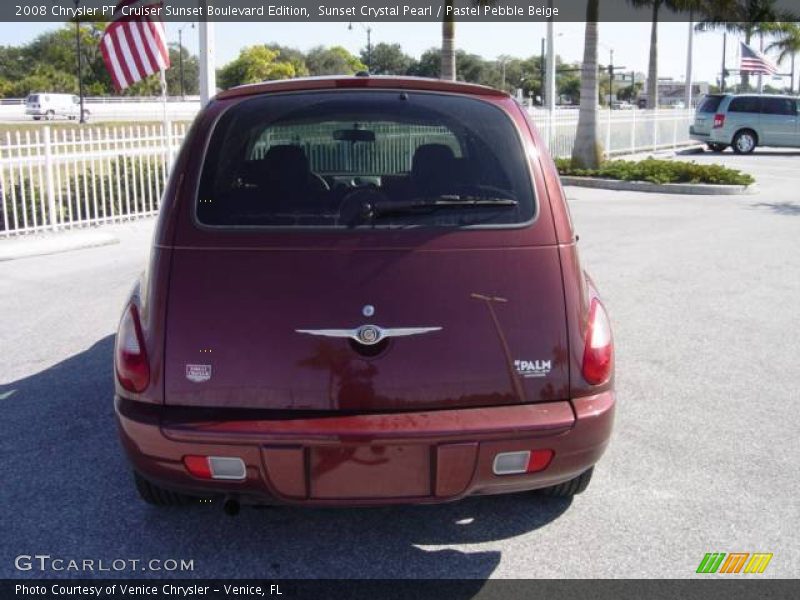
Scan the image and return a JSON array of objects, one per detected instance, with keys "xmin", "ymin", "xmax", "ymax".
[
  {"xmin": 646, "ymin": 1, "xmax": 661, "ymax": 109},
  {"xmin": 571, "ymin": 0, "xmax": 602, "ymax": 169},
  {"xmin": 441, "ymin": 0, "xmax": 456, "ymax": 81}
]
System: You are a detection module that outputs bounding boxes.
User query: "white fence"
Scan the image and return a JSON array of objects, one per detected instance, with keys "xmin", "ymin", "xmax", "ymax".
[
  {"xmin": 0, "ymin": 124, "xmax": 186, "ymax": 237},
  {"xmin": 528, "ymin": 107, "xmax": 696, "ymax": 159},
  {"xmin": 0, "ymin": 108, "xmax": 697, "ymax": 238}
]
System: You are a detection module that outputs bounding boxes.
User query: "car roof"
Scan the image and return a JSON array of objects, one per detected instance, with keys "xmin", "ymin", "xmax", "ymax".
[
  {"xmin": 216, "ymin": 75, "xmax": 509, "ymax": 101},
  {"xmin": 725, "ymin": 93, "xmax": 798, "ymax": 99}
]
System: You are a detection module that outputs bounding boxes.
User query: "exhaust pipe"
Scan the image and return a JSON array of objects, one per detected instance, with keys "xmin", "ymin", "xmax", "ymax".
[{"xmin": 223, "ymin": 496, "xmax": 240, "ymax": 517}]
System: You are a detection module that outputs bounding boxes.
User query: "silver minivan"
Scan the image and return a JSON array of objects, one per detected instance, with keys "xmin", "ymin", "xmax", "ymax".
[{"xmin": 690, "ymin": 93, "xmax": 799, "ymax": 154}]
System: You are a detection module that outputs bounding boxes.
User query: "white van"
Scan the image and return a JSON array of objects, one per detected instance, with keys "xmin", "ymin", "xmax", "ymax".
[{"xmin": 25, "ymin": 93, "xmax": 90, "ymax": 121}]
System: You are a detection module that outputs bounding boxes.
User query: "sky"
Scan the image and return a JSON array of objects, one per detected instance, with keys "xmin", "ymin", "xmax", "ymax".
[{"xmin": 1, "ymin": 21, "xmax": 796, "ymax": 89}]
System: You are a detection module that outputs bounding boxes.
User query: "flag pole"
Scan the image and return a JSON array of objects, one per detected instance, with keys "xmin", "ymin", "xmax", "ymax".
[{"xmin": 160, "ymin": 67, "xmax": 173, "ymax": 174}]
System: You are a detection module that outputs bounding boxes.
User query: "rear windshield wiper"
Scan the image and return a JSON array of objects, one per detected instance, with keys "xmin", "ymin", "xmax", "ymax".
[{"xmin": 370, "ymin": 195, "xmax": 518, "ymax": 218}]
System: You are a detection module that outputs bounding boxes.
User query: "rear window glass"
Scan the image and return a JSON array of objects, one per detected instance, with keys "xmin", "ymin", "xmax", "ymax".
[
  {"xmin": 197, "ymin": 91, "xmax": 535, "ymax": 229},
  {"xmin": 697, "ymin": 95, "xmax": 723, "ymax": 113},
  {"xmin": 761, "ymin": 97, "xmax": 796, "ymax": 115},
  {"xmin": 728, "ymin": 96, "xmax": 761, "ymax": 113}
]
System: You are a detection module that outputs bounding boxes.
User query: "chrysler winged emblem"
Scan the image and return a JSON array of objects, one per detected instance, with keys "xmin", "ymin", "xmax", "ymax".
[{"xmin": 295, "ymin": 324, "xmax": 442, "ymax": 346}]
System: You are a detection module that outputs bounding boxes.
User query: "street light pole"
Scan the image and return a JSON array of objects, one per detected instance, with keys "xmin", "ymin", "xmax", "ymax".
[
  {"xmin": 177, "ymin": 23, "xmax": 195, "ymax": 100},
  {"xmin": 348, "ymin": 22, "xmax": 373, "ymax": 72},
  {"xmin": 74, "ymin": 0, "xmax": 85, "ymax": 124}
]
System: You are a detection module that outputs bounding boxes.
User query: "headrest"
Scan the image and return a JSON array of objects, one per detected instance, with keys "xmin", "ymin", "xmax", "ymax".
[
  {"xmin": 262, "ymin": 145, "xmax": 310, "ymax": 183},
  {"xmin": 412, "ymin": 144, "xmax": 456, "ymax": 177}
]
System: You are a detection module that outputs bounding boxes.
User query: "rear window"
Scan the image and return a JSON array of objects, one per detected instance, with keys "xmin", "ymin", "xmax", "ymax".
[
  {"xmin": 197, "ymin": 91, "xmax": 535, "ymax": 229},
  {"xmin": 761, "ymin": 97, "xmax": 796, "ymax": 115},
  {"xmin": 697, "ymin": 95, "xmax": 723, "ymax": 113},
  {"xmin": 728, "ymin": 96, "xmax": 761, "ymax": 113}
]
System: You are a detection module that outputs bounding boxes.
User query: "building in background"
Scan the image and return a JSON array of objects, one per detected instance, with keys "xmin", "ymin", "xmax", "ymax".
[{"xmin": 639, "ymin": 81, "xmax": 710, "ymax": 108}]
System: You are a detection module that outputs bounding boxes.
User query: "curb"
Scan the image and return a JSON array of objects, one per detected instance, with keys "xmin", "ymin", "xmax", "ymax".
[
  {"xmin": 0, "ymin": 231, "xmax": 119, "ymax": 261},
  {"xmin": 560, "ymin": 176, "xmax": 758, "ymax": 196}
]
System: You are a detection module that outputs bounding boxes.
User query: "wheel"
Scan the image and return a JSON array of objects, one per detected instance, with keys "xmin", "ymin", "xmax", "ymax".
[
  {"xmin": 45, "ymin": 110, "xmax": 55, "ymax": 121},
  {"xmin": 707, "ymin": 143, "xmax": 726, "ymax": 153},
  {"xmin": 32, "ymin": 116, "xmax": 40, "ymax": 121},
  {"xmin": 732, "ymin": 130, "xmax": 757, "ymax": 154},
  {"xmin": 133, "ymin": 472, "xmax": 195, "ymax": 506},
  {"xmin": 537, "ymin": 467, "xmax": 594, "ymax": 497}
]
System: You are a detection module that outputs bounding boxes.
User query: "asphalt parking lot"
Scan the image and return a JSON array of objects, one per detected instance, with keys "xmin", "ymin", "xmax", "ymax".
[{"xmin": 1, "ymin": 149, "xmax": 798, "ymax": 579}]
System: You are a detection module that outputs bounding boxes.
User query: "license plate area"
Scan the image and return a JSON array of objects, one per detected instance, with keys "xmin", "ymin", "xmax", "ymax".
[{"xmin": 309, "ymin": 444, "xmax": 431, "ymax": 499}]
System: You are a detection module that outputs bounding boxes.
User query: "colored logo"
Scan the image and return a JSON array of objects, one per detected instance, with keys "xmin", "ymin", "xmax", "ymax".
[{"xmin": 696, "ymin": 552, "xmax": 773, "ymax": 574}]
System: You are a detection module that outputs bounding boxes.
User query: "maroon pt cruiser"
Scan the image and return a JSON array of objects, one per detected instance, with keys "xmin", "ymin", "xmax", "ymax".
[{"xmin": 114, "ymin": 76, "xmax": 614, "ymax": 513}]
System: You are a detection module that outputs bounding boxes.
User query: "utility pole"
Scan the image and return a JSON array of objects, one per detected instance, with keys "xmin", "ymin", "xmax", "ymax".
[
  {"xmin": 545, "ymin": 15, "xmax": 556, "ymax": 111},
  {"xmin": 685, "ymin": 16, "xmax": 694, "ymax": 108},
  {"xmin": 198, "ymin": 15, "xmax": 216, "ymax": 106},
  {"xmin": 540, "ymin": 37, "xmax": 545, "ymax": 105},
  {"xmin": 608, "ymin": 48, "xmax": 614, "ymax": 107},
  {"xmin": 721, "ymin": 32, "xmax": 727, "ymax": 93},
  {"xmin": 74, "ymin": 0, "xmax": 86, "ymax": 124}
]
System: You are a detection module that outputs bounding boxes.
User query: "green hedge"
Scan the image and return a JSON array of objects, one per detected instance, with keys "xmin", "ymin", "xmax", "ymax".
[{"xmin": 555, "ymin": 158, "xmax": 755, "ymax": 186}]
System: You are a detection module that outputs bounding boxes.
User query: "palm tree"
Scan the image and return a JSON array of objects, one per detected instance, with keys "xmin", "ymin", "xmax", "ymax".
[
  {"xmin": 571, "ymin": 0, "xmax": 603, "ymax": 169},
  {"xmin": 439, "ymin": 0, "xmax": 494, "ymax": 81},
  {"xmin": 630, "ymin": 1, "xmax": 678, "ymax": 109},
  {"xmin": 441, "ymin": 0, "xmax": 456, "ymax": 80},
  {"xmin": 765, "ymin": 22, "xmax": 800, "ymax": 93},
  {"xmin": 694, "ymin": 0, "xmax": 797, "ymax": 90}
]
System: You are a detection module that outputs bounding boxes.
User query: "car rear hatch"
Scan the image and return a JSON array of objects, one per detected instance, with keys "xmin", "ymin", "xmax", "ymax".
[
  {"xmin": 693, "ymin": 94, "xmax": 725, "ymax": 135},
  {"xmin": 164, "ymin": 244, "xmax": 569, "ymax": 411},
  {"xmin": 162, "ymin": 88, "xmax": 570, "ymax": 413}
]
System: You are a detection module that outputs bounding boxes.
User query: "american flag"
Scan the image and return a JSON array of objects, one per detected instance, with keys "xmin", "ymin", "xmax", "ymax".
[
  {"xmin": 100, "ymin": 1, "xmax": 170, "ymax": 91},
  {"xmin": 739, "ymin": 42, "xmax": 778, "ymax": 76}
]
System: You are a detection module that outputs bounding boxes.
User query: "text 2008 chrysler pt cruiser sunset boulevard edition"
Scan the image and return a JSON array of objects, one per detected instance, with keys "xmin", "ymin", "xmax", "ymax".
[{"xmin": 114, "ymin": 75, "xmax": 615, "ymax": 512}]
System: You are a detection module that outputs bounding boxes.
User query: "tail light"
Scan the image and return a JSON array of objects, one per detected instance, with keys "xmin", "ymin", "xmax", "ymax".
[
  {"xmin": 713, "ymin": 113, "xmax": 725, "ymax": 128},
  {"xmin": 115, "ymin": 304, "xmax": 150, "ymax": 393},
  {"xmin": 184, "ymin": 456, "xmax": 247, "ymax": 480},
  {"xmin": 582, "ymin": 298, "xmax": 613, "ymax": 385}
]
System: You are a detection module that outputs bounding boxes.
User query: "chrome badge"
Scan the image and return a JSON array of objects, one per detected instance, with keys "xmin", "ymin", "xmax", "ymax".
[
  {"xmin": 357, "ymin": 325, "xmax": 381, "ymax": 345},
  {"xmin": 296, "ymin": 324, "xmax": 442, "ymax": 346},
  {"xmin": 362, "ymin": 304, "xmax": 375, "ymax": 317}
]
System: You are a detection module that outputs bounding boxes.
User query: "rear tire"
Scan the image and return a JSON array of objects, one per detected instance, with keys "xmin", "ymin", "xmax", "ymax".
[
  {"xmin": 46, "ymin": 110, "xmax": 55, "ymax": 121},
  {"xmin": 732, "ymin": 130, "xmax": 757, "ymax": 154},
  {"xmin": 134, "ymin": 472, "xmax": 195, "ymax": 506},
  {"xmin": 537, "ymin": 467, "xmax": 594, "ymax": 497},
  {"xmin": 707, "ymin": 143, "xmax": 726, "ymax": 153}
]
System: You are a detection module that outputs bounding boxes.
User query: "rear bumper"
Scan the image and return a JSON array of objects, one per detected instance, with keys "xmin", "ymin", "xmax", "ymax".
[
  {"xmin": 690, "ymin": 126, "xmax": 728, "ymax": 144},
  {"xmin": 115, "ymin": 392, "xmax": 614, "ymax": 506}
]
